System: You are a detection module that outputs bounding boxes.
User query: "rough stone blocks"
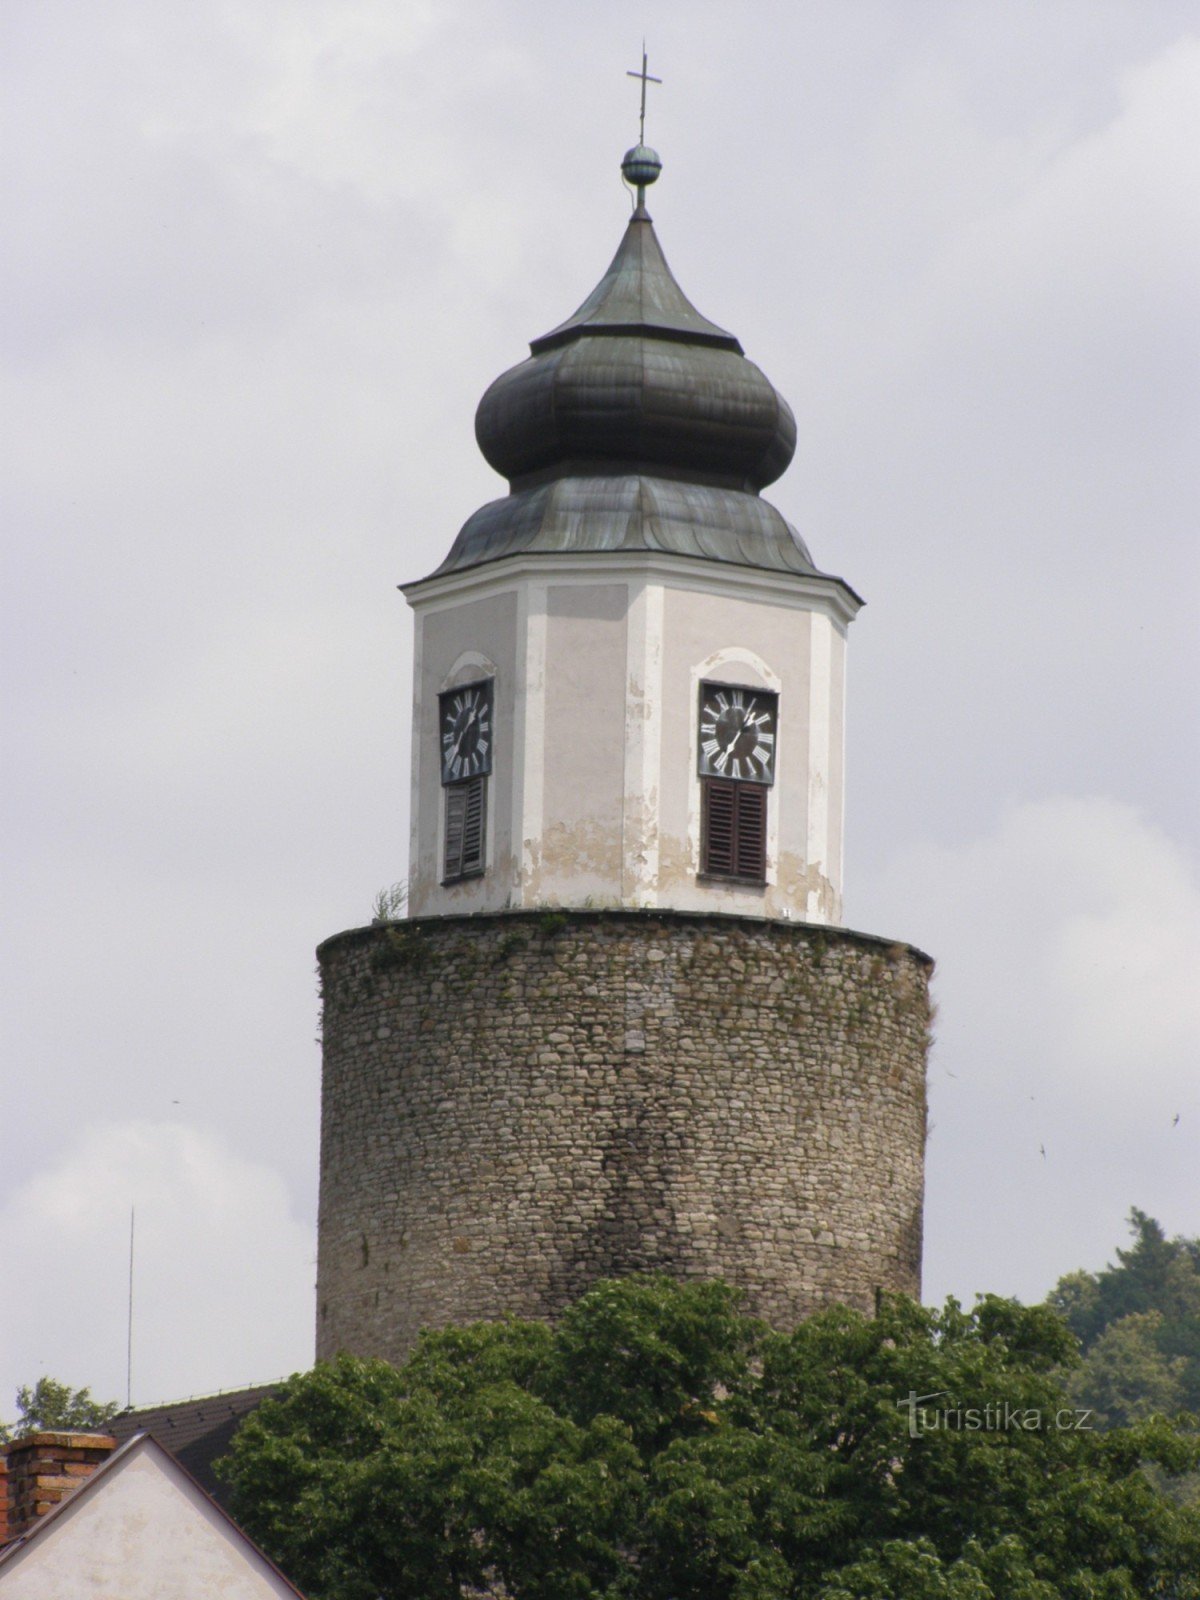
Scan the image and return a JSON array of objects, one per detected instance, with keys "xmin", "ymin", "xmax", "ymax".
[{"xmin": 316, "ymin": 910, "xmax": 931, "ymax": 1364}]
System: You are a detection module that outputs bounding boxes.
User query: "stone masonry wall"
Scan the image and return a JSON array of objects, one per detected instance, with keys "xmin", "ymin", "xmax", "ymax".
[{"xmin": 316, "ymin": 911, "xmax": 931, "ymax": 1365}]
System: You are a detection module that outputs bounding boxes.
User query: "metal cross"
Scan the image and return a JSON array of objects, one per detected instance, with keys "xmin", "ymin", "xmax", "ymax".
[{"xmin": 626, "ymin": 46, "xmax": 662, "ymax": 145}]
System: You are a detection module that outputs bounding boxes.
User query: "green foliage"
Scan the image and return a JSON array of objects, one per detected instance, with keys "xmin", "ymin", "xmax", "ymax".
[
  {"xmin": 1064, "ymin": 1312, "xmax": 1188, "ymax": 1428},
  {"xmin": 1049, "ymin": 1208, "xmax": 1200, "ymax": 1423},
  {"xmin": 370, "ymin": 925, "xmax": 429, "ymax": 973},
  {"xmin": 1, "ymin": 1377, "xmax": 119, "ymax": 1443},
  {"xmin": 547, "ymin": 1276, "xmax": 756, "ymax": 1455},
  {"xmin": 220, "ymin": 1341, "xmax": 640, "ymax": 1600},
  {"xmin": 1045, "ymin": 1269, "xmax": 1100, "ymax": 1336},
  {"xmin": 371, "ymin": 882, "xmax": 408, "ymax": 924},
  {"xmin": 220, "ymin": 1277, "xmax": 1200, "ymax": 1600},
  {"xmin": 816, "ymin": 1536, "xmax": 1061, "ymax": 1600},
  {"xmin": 494, "ymin": 929, "xmax": 528, "ymax": 962}
]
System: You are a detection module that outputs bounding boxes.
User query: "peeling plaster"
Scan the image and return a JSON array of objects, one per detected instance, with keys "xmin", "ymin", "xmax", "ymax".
[{"xmin": 406, "ymin": 559, "xmax": 853, "ymax": 926}]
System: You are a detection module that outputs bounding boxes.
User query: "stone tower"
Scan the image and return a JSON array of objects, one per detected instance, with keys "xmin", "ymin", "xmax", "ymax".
[{"xmin": 315, "ymin": 144, "xmax": 931, "ymax": 1364}]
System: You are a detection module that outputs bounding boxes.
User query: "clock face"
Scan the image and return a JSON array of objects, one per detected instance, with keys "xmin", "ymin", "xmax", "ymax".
[
  {"xmin": 440, "ymin": 679, "xmax": 494, "ymax": 784},
  {"xmin": 698, "ymin": 683, "xmax": 777, "ymax": 785}
]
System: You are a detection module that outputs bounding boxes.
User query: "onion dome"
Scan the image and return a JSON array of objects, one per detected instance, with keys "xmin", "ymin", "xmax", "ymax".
[{"xmin": 435, "ymin": 152, "xmax": 826, "ymax": 581}]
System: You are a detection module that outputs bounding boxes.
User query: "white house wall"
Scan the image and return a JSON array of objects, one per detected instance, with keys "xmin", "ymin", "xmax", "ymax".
[{"xmin": 0, "ymin": 1439, "xmax": 300, "ymax": 1600}]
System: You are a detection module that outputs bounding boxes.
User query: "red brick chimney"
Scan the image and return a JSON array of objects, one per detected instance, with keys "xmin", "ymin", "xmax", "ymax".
[{"xmin": 4, "ymin": 1432, "xmax": 117, "ymax": 1544}]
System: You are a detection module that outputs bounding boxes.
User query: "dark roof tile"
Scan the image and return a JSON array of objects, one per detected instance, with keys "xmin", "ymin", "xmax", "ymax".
[{"xmin": 108, "ymin": 1384, "xmax": 278, "ymax": 1508}]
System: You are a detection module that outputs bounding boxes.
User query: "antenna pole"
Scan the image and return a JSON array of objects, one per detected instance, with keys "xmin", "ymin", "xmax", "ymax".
[{"xmin": 126, "ymin": 1206, "xmax": 134, "ymax": 1410}]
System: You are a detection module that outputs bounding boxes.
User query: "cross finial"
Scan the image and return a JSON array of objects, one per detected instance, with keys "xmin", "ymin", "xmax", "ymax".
[{"xmin": 626, "ymin": 45, "xmax": 662, "ymax": 146}]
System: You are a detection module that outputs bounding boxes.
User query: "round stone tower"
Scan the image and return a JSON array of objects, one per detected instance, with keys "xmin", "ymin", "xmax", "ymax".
[{"xmin": 315, "ymin": 144, "xmax": 932, "ymax": 1366}]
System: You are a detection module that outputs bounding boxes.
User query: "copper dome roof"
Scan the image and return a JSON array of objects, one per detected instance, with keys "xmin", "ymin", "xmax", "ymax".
[
  {"xmin": 430, "ymin": 174, "xmax": 843, "ymax": 587},
  {"xmin": 475, "ymin": 211, "xmax": 796, "ymax": 495}
]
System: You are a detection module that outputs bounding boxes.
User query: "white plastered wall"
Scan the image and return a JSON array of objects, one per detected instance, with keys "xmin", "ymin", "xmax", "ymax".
[
  {"xmin": 0, "ymin": 1438, "xmax": 298, "ymax": 1600},
  {"xmin": 407, "ymin": 590, "xmax": 520, "ymax": 916},
  {"xmin": 404, "ymin": 553, "xmax": 857, "ymax": 923}
]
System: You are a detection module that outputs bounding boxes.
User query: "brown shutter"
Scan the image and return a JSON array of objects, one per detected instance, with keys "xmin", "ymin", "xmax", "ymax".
[
  {"xmin": 733, "ymin": 781, "xmax": 766, "ymax": 879},
  {"xmin": 444, "ymin": 785, "xmax": 467, "ymax": 879},
  {"xmin": 701, "ymin": 779, "xmax": 737, "ymax": 876},
  {"xmin": 461, "ymin": 775, "xmax": 485, "ymax": 875},
  {"xmin": 443, "ymin": 776, "xmax": 487, "ymax": 881},
  {"xmin": 701, "ymin": 778, "xmax": 766, "ymax": 883}
]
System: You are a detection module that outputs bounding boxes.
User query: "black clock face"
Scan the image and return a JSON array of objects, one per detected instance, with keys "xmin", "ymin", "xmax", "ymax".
[
  {"xmin": 698, "ymin": 683, "xmax": 777, "ymax": 785},
  {"xmin": 440, "ymin": 680, "xmax": 493, "ymax": 784}
]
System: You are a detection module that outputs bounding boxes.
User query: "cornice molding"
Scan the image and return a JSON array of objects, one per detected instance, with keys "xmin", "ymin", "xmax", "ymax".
[{"xmin": 402, "ymin": 549, "xmax": 863, "ymax": 629}]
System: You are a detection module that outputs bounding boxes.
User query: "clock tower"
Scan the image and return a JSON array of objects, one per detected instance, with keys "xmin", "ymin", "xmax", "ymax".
[
  {"xmin": 315, "ymin": 141, "xmax": 931, "ymax": 1363},
  {"xmin": 402, "ymin": 145, "xmax": 859, "ymax": 925}
]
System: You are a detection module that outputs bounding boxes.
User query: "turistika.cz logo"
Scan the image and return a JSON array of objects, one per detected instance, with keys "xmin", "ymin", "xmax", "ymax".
[{"xmin": 898, "ymin": 1391, "xmax": 1094, "ymax": 1439}]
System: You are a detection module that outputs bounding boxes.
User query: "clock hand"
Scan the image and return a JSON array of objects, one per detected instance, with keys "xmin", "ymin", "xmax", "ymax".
[{"xmin": 449, "ymin": 706, "xmax": 479, "ymax": 765}]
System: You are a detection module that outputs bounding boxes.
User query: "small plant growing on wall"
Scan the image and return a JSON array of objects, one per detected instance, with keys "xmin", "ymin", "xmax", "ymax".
[
  {"xmin": 371, "ymin": 882, "xmax": 408, "ymax": 924},
  {"xmin": 371, "ymin": 925, "xmax": 431, "ymax": 973},
  {"xmin": 494, "ymin": 929, "xmax": 528, "ymax": 962}
]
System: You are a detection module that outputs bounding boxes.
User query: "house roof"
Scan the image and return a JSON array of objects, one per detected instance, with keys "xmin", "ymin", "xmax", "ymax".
[
  {"xmin": 108, "ymin": 1384, "xmax": 277, "ymax": 1508},
  {"xmin": 0, "ymin": 1432, "xmax": 307, "ymax": 1598}
]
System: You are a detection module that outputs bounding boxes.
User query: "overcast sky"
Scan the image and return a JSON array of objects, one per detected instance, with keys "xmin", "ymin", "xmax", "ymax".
[{"xmin": 3, "ymin": 0, "xmax": 1198, "ymax": 1417}]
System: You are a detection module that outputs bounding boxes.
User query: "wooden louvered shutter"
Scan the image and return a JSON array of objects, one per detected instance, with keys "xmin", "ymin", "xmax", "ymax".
[
  {"xmin": 444, "ymin": 785, "xmax": 467, "ymax": 880},
  {"xmin": 443, "ymin": 776, "xmax": 486, "ymax": 882},
  {"xmin": 461, "ymin": 775, "xmax": 485, "ymax": 875},
  {"xmin": 702, "ymin": 779, "xmax": 737, "ymax": 875},
  {"xmin": 702, "ymin": 778, "xmax": 766, "ymax": 883},
  {"xmin": 733, "ymin": 782, "xmax": 766, "ymax": 880}
]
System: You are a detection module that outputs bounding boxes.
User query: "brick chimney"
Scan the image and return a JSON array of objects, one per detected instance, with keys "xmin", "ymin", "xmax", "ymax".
[{"xmin": 4, "ymin": 1432, "xmax": 117, "ymax": 1544}]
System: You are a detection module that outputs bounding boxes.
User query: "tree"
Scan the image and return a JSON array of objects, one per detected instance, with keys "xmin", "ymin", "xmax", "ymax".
[
  {"xmin": 220, "ymin": 1276, "xmax": 1200, "ymax": 1600},
  {"xmin": 1049, "ymin": 1209, "xmax": 1200, "ymax": 1418},
  {"xmin": 1065, "ymin": 1312, "xmax": 1188, "ymax": 1429},
  {"xmin": 0, "ymin": 1377, "xmax": 119, "ymax": 1443}
]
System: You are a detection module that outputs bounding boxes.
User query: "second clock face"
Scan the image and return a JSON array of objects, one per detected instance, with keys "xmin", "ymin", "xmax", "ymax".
[
  {"xmin": 698, "ymin": 683, "xmax": 777, "ymax": 785},
  {"xmin": 440, "ymin": 679, "xmax": 494, "ymax": 784}
]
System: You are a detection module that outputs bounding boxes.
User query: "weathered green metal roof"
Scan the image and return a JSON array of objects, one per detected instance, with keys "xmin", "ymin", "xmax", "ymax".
[
  {"xmin": 475, "ymin": 328, "xmax": 795, "ymax": 494},
  {"xmin": 528, "ymin": 210, "xmax": 742, "ymax": 355},
  {"xmin": 440, "ymin": 473, "xmax": 820, "ymax": 577},
  {"xmin": 424, "ymin": 182, "xmax": 844, "ymax": 587}
]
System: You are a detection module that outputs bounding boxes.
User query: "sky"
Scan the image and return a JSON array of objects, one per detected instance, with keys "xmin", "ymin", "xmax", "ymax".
[{"xmin": 2, "ymin": 0, "xmax": 1198, "ymax": 1418}]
